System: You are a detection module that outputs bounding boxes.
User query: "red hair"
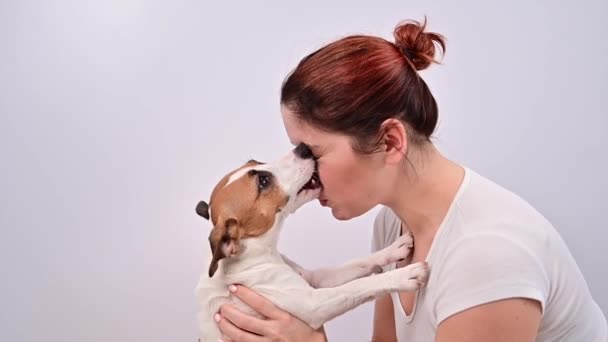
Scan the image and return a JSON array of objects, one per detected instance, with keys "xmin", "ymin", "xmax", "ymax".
[{"xmin": 281, "ymin": 18, "xmax": 446, "ymax": 153}]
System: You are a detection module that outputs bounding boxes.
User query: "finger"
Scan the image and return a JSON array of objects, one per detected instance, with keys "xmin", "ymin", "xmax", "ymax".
[
  {"xmin": 220, "ymin": 303, "xmax": 268, "ymax": 336},
  {"xmin": 216, "ymin": 312, "xmax": 267, "ymax": 342},
  {"xmin": 229, "ymin": 285, "xmax": 284, "ymax": 320}
]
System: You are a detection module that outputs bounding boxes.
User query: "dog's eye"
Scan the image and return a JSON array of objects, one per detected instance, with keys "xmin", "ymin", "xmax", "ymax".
[
  {"xmin": 258, "ymin": 174, "xmax": 271, "ymax": 191},
  {"xmin": 249, "ymin": 169, "xmax": 272, "ymax": 192}
]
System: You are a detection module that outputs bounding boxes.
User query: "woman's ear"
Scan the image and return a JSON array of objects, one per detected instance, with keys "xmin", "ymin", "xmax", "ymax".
[{"xmin": 380, "ymin": 119, "xmax": 408, "ymax": 165}]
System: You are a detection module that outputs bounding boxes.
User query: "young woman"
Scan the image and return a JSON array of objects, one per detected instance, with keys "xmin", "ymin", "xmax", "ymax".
[{"xmin": 214, "ymin": 19, "xmax": 607, "ymax": 342}]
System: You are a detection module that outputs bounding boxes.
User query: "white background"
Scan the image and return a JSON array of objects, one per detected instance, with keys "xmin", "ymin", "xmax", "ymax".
[{"xmin": 1, "ymin": 0, "xmax": 606, "ymax": 341}]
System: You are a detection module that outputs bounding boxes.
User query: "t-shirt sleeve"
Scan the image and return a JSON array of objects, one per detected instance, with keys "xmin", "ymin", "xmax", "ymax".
[
  {"xmin": 372, "ymin": 208, "xmax": 402, "ymax": 273},
  {"xmin": 432, "ymin": 233, "xmax": 549, "ymax": 324},
  {"xmin": 371, "ymin": 208, "xmax": 388, "ymax": 253}
]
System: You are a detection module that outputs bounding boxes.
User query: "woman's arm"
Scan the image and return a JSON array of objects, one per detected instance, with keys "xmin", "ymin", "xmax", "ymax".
[
  {"xmin": 435, "ymin": 298, "xmax": 542, "ymax": 342},
  {"xmin": 371, "ymin": 294, "xmax": 397, "ymax": 342}
]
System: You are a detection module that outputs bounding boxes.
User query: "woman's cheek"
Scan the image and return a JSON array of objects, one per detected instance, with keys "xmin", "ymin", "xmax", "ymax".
[{"xmin": 318, "ymin": 166, "xmax": 330, "ymax": 188}]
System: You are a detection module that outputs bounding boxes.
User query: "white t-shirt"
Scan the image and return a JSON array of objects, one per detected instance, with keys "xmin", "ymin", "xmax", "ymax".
[{"xmin": 372, "ymin": 167, "xmax": 607, "ymax": 341}]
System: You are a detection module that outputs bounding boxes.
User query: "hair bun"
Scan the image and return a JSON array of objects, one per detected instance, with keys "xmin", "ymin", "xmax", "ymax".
[{"xmin": 393, "ymin": 18, "xmax": 446, "ymax": 71}]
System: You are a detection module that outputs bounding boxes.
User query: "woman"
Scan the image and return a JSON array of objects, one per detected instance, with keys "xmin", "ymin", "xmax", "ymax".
[{"xmin": 214, "ymin": 19, "xmax": 607, "ymax": 341}]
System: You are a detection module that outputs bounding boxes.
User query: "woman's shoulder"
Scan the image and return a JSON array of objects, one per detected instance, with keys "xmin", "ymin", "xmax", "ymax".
[
  {"xmin": 430, "ymin": 167, "xmax": 565, "ymax": 271},
  {"xmin": 455, "ymin": 167, "xmax": 556, "ymax": 236}
]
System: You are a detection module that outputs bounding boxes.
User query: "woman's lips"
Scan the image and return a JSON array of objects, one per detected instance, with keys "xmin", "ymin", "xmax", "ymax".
[{"xmin": 319, "ymin": 199, "xmax": 328, "ymax": 207}]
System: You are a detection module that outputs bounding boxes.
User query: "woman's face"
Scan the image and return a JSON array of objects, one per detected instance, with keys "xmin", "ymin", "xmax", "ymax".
[{"xmin": 281, "ymin": 106, "xmax": 390, "ymax": 220}]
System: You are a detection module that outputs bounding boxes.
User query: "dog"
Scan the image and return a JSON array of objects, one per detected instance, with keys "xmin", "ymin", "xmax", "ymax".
[{"xmin": 194, "ymin": 143, "xmax": 429, "ymax": 341}]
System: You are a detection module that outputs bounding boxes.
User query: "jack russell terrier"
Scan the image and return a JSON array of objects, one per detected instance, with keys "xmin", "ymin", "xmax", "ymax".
[{"xmin": 194, "ymin": 143, "xmax": 429, "ymax": 341}]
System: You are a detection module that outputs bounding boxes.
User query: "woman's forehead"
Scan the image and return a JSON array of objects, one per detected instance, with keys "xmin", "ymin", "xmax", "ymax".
[
  {"xmin": 287, "ymin": 124, "xmax": 324, "ymax": 147},
  {"xmin": 281, "ymin": 106, "xmax": 348, "ymax": 149},
  {"xmin": 282, "ymin": 108, "xmax": 315, "ymax": 144}
]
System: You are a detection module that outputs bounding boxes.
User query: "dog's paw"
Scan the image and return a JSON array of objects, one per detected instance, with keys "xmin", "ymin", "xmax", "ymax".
[
  {"xmin": 384, "ymin": 232, "xmax": 414, "ymax": 265},
  {"xmin": 394, "ymin": 261, "xmax": 430, "ymax": 291},
  {"xmin": 371, "ymin": 264, "xmax": 383, "ymax": 274}
]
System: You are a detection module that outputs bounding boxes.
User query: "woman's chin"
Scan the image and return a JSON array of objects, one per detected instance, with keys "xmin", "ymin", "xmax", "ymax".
[
  {"xmin": 330, "ymin": 207, "xmax": 352, "ymax": 221},
  {"xmin": 330, "ymin": 204, "xmax": 371, "ymax": 221}
]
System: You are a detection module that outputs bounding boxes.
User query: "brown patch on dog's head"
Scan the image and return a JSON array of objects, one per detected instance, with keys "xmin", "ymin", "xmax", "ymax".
[{"xmin": 199, "ymin": 159, "xmax": 289, "ymax": 277}]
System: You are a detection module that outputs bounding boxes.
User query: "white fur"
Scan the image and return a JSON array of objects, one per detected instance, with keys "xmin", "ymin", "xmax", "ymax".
[
  {"xmin": 224, "ymin": 166, "xmax": 254, "ymax": 188},
  {"xmin": 195, "ymin": 151, "xmax": 429, "ymax": 341}
]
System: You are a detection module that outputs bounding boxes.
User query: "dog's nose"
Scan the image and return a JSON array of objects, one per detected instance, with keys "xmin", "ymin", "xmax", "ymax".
[{"xmin": 294, "ymin": 143, "xmax": 314, "ymax": 159}]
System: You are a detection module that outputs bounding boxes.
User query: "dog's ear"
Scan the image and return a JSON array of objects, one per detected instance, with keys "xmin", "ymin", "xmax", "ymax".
[
  {"xmin": 196, "ymin": 200, "xmax": 210, "ymax": 220},
  {"xmin": 208, "ymin": 217, "xmax": 241, "ymax": 277}
]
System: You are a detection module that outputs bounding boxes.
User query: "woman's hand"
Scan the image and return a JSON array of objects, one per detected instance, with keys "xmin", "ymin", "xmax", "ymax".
[{"xmin": 216, "ymin": 284, "xmax": 327, "ymax": 342}]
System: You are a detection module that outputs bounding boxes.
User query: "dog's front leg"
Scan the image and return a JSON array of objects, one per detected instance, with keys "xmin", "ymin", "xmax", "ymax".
[
  {"xmin": 270, "ymin": 261, "xmax": 429, "ymax": 329},
  {"xmin": 281, "ymin": 232, "xmax": 413, "ymax": 288},
  {"xmin": 280, "ymin": 254, "xmax": 313, "ymax": 281}
]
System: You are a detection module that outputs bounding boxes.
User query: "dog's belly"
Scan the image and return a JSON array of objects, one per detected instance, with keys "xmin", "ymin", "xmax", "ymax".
[{"xmin": 196, "ymin": 260, "xmax": 311, "ymax": 341}]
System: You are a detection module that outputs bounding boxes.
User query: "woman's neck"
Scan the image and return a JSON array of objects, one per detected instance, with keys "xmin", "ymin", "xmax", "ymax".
[{"xmin": 384, "ymin": 144, "xmax": 465, "ymax": 246}]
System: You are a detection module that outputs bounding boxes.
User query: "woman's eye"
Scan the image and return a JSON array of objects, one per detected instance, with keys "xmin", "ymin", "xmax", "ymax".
[{"xmin": 258, "ymin": 175, "xmax": 270, "ymax": 190}]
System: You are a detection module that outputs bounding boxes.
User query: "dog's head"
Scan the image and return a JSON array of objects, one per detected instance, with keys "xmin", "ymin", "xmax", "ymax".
[{"xmin": 196, "ymin": 143, "xmax": 322, "ymax": 277}]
